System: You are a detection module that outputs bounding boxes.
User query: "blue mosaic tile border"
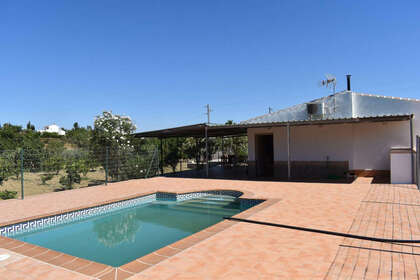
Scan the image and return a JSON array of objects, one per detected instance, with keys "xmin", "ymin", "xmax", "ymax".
[
  {"xmin": 156, "ymin": 192, "xmax": 177, "ymax": 201},
  {"xmin": 176, "ymin": 190, "xmax": 243, "ymax": 202},
  {"xmin": 0, "ymin": 190, "xmax": 259, "ymax": 237},
  {"xmin": 0, "ymin": 193, "xmax": 156, "ymax": 237}
]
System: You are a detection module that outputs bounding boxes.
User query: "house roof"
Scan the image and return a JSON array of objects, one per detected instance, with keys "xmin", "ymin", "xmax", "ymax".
[
  {"xmin": 241, "ymin": 91, "xmax": 420, "ymax": 125},
  {"xmin": 134, "ymin": 91, "xmax": 417, "ymax": 138},
  {"xmin": 134, "ymin": 115, "xmax": 411, "ymax": 138}
]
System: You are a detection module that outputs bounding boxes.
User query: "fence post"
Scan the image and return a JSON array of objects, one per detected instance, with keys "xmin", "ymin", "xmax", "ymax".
[
  {"xmin": 105, "ymin": 147, "xmax": 109, "ymax": 185},
  {"xmin": 160, "ymin": 138, "xmax": 164, "ymax": 175},
  {"xmin": 20, "ymin": 149, "xmax": 24, "ymax": 200},
  {"xmin": 156, "ymin": 148, "xmax": 160, "ymax": 177}
]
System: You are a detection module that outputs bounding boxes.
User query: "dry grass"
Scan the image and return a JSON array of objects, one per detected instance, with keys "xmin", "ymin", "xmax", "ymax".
[
  {"xmin": 0, "ymin": 160, "xmax": 191, "ymax": 199},
  {"xmin": 0, "ymin": 169, "xmax": 106, "ymax": 198}
]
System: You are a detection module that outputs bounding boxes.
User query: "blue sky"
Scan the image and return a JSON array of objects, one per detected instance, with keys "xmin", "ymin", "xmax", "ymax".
[{"xmin": 1, "ymin": 0, "xmax": 419, "ymax": 132}]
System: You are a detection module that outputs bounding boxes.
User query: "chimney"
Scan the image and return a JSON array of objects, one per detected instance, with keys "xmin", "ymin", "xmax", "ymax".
[{"xmin": 346, "ymin": 74, "xmax": 352, "ymax": 91}]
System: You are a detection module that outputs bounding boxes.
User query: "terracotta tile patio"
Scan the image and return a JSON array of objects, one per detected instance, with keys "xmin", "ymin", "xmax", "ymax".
[{"xmin": 0, "ymin": 177, "xmax": 417, "ymax": 279}]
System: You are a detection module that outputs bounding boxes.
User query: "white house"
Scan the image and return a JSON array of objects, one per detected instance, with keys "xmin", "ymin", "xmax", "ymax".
[
  {"xmin": 39, "ymin": 124, "xmax": 66, "ymax": 136},
  {"xmin": 242, "ymin": 90, "xmax": 420, "ymax": 183},
  {"xmin": 135, "ymin": 78, "xmax": 420, "ymax": 184}
]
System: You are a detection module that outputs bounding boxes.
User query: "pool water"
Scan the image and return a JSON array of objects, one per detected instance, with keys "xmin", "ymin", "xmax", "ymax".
[{"xmin": 14, "ymin": 195, "xmax": 245, "ymax": 266}]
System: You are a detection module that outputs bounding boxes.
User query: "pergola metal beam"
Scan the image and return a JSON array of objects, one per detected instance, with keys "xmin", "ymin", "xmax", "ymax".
[
  {"xmin": 205, "ymin": 125, "xmax": 209, "ymax": 178},
  {"xmin": 133, "ymin": 115, "xmax": 410, "ymax": 139},
  {"xmin": 159, "ymin": 138, "xmax": 163, "ymax": 174}
]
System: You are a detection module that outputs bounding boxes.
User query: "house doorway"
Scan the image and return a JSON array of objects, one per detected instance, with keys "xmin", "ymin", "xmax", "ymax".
[{"xmin": 255, "ymin": 134, "xmax": 274, "ymax": 177}]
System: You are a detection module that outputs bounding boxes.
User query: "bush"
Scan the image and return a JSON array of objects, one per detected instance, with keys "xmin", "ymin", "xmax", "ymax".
[
  {"xmin": 59, "ymin": 161, "xmax": 82, "ymax": 189},
  {"xmin": 0, "ymin": 190, "xmax": 17, "ymax": 200},
  {"xmin": 40, "ymin": 173, "xmax": 54, "ymax": 185},
  {"xmin": 0, "ymin": 154, "xmax": 14, "ymax": 185},
  {"xmin": 119, "ymin": 154, "xmax": 148, "ymax": 180},
  {"xmin": 40, "ymin": 132, "xmax": 63, "ymax": 139}
]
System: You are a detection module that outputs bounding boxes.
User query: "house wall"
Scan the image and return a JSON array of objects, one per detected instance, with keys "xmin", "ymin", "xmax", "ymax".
[{"xmin": 247, "ymin": 120, "xmax": 414, "ymax": 177}]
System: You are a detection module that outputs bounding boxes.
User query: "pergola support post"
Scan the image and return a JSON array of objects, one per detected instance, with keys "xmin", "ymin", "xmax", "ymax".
[
  {"xmin": 178, "ymin": 137, "xmax": 183, "ymax": 172},
  {"xmin": 287, "ymin": 123, "xmax": 291, "ymax": 180},
  {"xmin": 205, "ymin": 125, "xmax": 209, "ymax": 178},
  {"xmin": 160, "ymin": 137, "xmax": 164, "ymax": 175},
  {"xmin": 221, "ymin": 137, "xmax": 224, "ymax": 165},
  {"xmin": 195, "ymin": 138, "xmax": 199, "ymax": 171}
]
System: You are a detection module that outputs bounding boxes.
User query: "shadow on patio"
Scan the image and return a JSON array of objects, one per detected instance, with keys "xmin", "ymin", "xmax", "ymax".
[{"xmin": 162, "ymin": 164, "xmax": 365, "ymax": 184}]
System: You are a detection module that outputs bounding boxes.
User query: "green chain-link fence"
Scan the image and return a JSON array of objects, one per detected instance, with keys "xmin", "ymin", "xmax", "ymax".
[{"xmin": 0, "ymin": 147, "xmax": 160, "ymax": 199}]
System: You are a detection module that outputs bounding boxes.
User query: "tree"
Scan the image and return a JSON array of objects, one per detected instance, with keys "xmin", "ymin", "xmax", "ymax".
[
  {"xmin": 164, "ymin": 138, "xmax": 181, "ymax": 172},
  {"xmin": 0, "ymin": 154, "xmax": 13, "ymax": 185},
  {"xmin": 43, "ymin": 140, "xmax": 65, "ymax": 174},
  {"xmin": 92, "ymin": 111, "xmax": 136, "ymax": 149},
  {"xmin": 59, "ymin": 160, "xmax": 83, "ymax": 189},
  {"xmin": 182, "ymin": 137, "xmax": 216, "ymax": 168},
  {"xmin": 66, "ymin": 125, "xmax": 92, "ymax": 149},
  {"xmin": 0, "ymin": 124, "xmax": 23, "ymax": 151},
  {"xmin": 21, "ymin": 129, "xmax": 44, "ymax": 171},
  {"xmin": 91, "ymin": 111, "xmax": 137, "ymax": 180},
  {"xmin": 77, "ymin": 151, "xmax": 94, "ymax": 177},
  {"xmin": 135, "ymin": 137, "xmax": 159, "ymax": 154},
  {"xmin": 26, "ymin": 121, "xmax": 35, "ymax": 131},
  {"xmin": 119, "ymin": 154, "xmax": 148, "ymax": 180},
  {"xmin": 183, "ymin": 138, "xmax": 201, "ymax": 166},
  {"xmin": 219, "ymin": 120, "xmax": 248, "ymax": 164}
]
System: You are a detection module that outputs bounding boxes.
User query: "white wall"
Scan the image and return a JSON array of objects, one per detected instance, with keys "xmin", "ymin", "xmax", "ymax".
[
  {"xmin": 248, "ymin": 120, "xmax": 413, "ymax": 171},
  {"xmin": 352, "ymin": 121, "xmax": 410, "ymax": 170},
  {"xmin": 390, "ymin": 151, "xmax": 412, "ymax": 183}
]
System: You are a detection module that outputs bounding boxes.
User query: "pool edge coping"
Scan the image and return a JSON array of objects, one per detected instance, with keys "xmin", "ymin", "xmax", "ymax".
[{"xmin": 0, "ymin": 189, "xmax": 279, "ymax": 280}]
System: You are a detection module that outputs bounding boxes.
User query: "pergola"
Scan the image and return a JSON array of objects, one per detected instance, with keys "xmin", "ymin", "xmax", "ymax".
[
  {"xmin": 133, "ymin": 123, "xmax": 247, "ymax": 177},
  {"xmin": 134, "ymin": 115, "xmax": 413, "ymax": 179}
]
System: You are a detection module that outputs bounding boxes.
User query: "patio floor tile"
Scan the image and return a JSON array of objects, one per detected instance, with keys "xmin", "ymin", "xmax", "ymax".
[
  {"xmin": 120, "ymin": 260, "xmax": 151, "ymax": 274},
  {"xmin": 0, "ymin": 177, "xmax": 417, "ymax": 279}
]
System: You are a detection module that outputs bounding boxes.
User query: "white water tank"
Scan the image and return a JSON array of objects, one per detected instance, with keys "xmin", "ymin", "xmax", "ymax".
[{"xmin": 390, "ymin": 148, "xmax": 413, "ymax": 184}]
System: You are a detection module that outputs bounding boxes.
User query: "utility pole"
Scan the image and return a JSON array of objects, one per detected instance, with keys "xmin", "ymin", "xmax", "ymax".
[{"xmin": 205, "ymin": 104, "xmax": 212, "ymax": 124}]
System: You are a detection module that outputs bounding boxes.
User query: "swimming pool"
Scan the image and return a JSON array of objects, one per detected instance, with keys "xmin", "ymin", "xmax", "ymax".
[{"xmin": 3, "ymin": 191, "xmax": 261, "ymax": 267}]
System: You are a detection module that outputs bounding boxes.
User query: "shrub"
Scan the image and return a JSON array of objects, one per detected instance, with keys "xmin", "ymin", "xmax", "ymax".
[
  {"xmin": 119, "ymin": 154, "xmax": 148, "ymax": 180},
  {"xmin": 0, "ymin": 190, "xmax": 17, "ymax": 200},
  {"xmin": 59, "ymin": 161, "xmax": 82, "ymax": 189},
  {"xmin": 40, "ymin": 173, "xmax": 54, "ymax": 185},
  {"xmin": 0, "ymin": 154, "xmax": 14, "ymax": 185}
]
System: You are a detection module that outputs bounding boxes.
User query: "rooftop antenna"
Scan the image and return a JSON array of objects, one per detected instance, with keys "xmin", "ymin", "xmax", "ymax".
[
  {"xmin": 318, "ymin": 74, "xmax": 337, "ymax": 115},
  {"xmin": 319, "ymin": 74, "xmax": 337, "ymax": 94}
]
